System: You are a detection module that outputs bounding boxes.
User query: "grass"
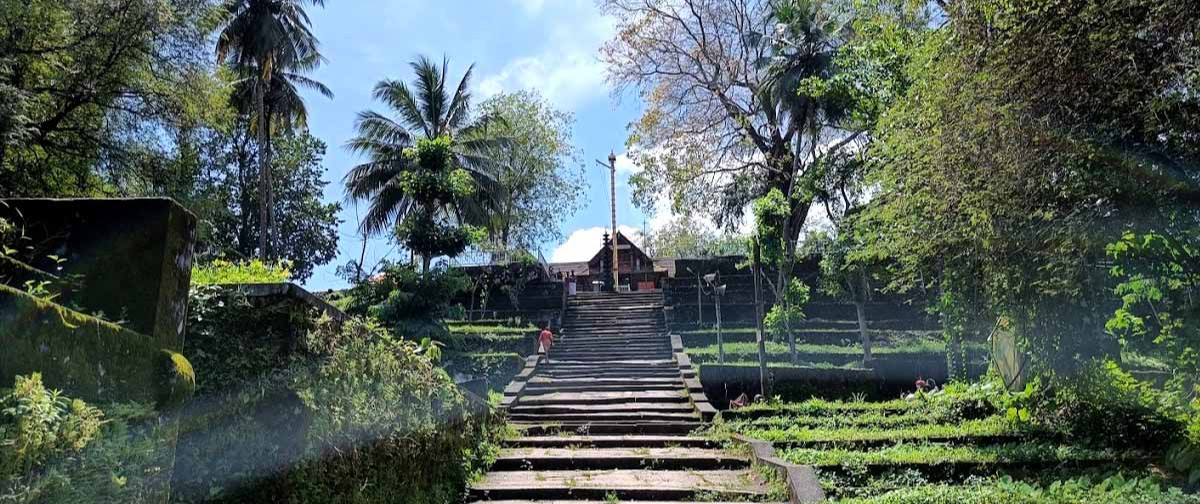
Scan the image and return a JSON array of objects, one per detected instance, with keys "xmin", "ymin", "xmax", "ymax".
[
  {"xmin": 830, "ymin": 476, "xmax": 1200, "ymax": 503},
  {"xmin": 723, "ymin": 411, "xmax": 949, "ymax": 429},
  {"xmin": 729, "ymin": 418, "xmax": 1025, "ymax": 444},
  {"xmin": 710, "ymin": 394, "xmax": 1181, "ymax": 502},
  {"xmin": 778, "ymin": 442, "xmax": 1134, "ymax": 467}
]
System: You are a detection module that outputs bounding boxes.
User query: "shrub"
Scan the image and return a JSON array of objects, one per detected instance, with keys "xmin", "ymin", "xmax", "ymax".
[
  {"xmin": 190, "ymin": 259, "xmax": 292, "ymax": 286},
  {"xmin": 0, "ymin": 373, "xmax": 104, "ymax": 479},
  {"xmin": 1037, "ymin": 361, "xmax": 1184, "ymax": 451},
  {"xmin": 173, "ymin": 308, "xmax": 503, "ymax": 504},
  {"xmin": 1, "ymin": 377, "xmax": 172, "ymax": 504},
  {"xmin": 341, "ymin": 262, "xmax": 469, "ymax": 341}
]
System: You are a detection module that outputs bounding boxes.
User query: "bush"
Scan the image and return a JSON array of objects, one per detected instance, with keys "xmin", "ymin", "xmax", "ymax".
[
  {"xmin": 0, "ymin": 374, "xmax": 104, "ymax": 480},
  {"xmin": 173, "ymin": 308, "xmax": 503, "ymax": 504},
  {"xmin": 1, "ymin": 377, "xmax": 173, "ymax": 504},
  {"xmin": 190, "ymin": 259, "xmax": 292, "ymax": 285},
  {"xmin": 341, "ymin": 262, "xmax": 469, "ymax": 341},
  {"xmin": 1037, "ymin": 361, "xmax": 1184, "ymax": 451},
  {"xmin": 836, "ymin": 475, "xmax": 1199, "ymax": 503}
]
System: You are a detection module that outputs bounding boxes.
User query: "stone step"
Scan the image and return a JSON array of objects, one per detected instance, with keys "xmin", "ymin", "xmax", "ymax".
[
  {"xmin": 556, "ymin": 337, "xmax": 667, "ymax": 344},
  {"xmin": 490, "ymin": 447, "xmax": 747, "ymax": 470},
  {"xmin": 555, "ymin": 342, "xmax": 668, "ymax": 349},
  {"xmin": 543, "ymin": 359, "xmax": 676, "ymax": 367},
  {"xmin": 538, "ymin": 367, "xmax": 679, "ymax": 375},
  {"xmin": 509, "ymin": 402, "xmax": 695, "ymax": 414},
  {"xmin": 505, "ymin": 435, "xmax": 717, "ymax": 449},
  {"xmin": 513, "ymin": 422, "xmax": 703, "ymax": 435},
  {"xmin": 536, "ymin": 372, "xmax": 683, "ymax": 382},
  {"xmin": 525, "ymin": 378, "xmax": 681, "ymax": 388},
  {"xmin": 469, "ymin": 469, "xmax": 767, "ymax": 501},
  {"xmin": 523, "ymin": 383, "xmax": 681, "ymax": 393},
  {"xmin": 540, "ymin": 367, "xmax": 681, "ymax": 374},
  {"xmin": 547, "ymin": 352, "xmax": 676, "ymax": 360},
  {"xmin": 470, "ymin": 500, "xmax": 777, "ymax": 504},
  {"xmin": 550, "ymin": 349, "xmax": 674, "ymax": 357},
  {"xmin": 555, "ymin": 340, "xmax": 669, "ymax": 346},
  {"xmin": 508, "ymin": 411, "xmax": 700, "ymax": 423},
  {"xmin": 516, "ymin": 391, "xmax": 688, "ymax": 405},
  {"xmin": 549, "ymin": 352, "xmax": 676, "ymax": 360}
]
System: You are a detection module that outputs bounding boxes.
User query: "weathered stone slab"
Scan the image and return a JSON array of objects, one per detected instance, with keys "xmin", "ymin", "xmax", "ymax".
[
  {"xmin": 0, "ymin": 284, "xmax": 187, "ymax": 404},
  {"xmin": 0, "ymin": 198, "xmax": 196, "ymax": 348},
  {"xmin": 733, "ymin": 434, "xmax": 826, "ymax": 503},
  {"xmin": 472, "ymin": 469, "xmax": 767, "ymax": 495}
]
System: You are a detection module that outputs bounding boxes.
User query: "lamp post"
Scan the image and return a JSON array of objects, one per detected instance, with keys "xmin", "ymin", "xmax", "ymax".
[
  {"xmin": 596, "ymin": 152, "xmax": 619, "ymax": 292},
  {"xmin": 704, "ymin": 272, "xmax": 726, "ymax": 364}
]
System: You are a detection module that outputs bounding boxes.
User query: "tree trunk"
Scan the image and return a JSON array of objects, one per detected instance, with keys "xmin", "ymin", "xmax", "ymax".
[
  {"xmin": 255, "ymin": 83, "xmax": 269, "ymax": 261},
  {"xmin": 422, "ymin": 254, "xmax": 432, "ymax": 275},
  {"xmin": 263, "ymin": 111, "xmax": 275, "ymax": 259},
  {"xmin": 785, "ymin": 303, "xmax": 797, "ymax": 364},
  {"xmin": 858, "ymin": 271, "xmax": 872, "ymax": 362},
  {"xmin": 753, "ymin": 236, "xmax": 769, "ymax": 399}
]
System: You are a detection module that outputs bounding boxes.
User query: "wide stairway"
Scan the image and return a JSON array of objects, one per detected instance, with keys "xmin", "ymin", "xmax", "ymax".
[{"xmin": 470, "ymin": 291, "xmax": 776, "ymax": 502}]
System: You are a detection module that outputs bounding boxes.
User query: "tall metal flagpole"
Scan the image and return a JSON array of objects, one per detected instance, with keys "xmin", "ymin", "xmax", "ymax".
[{"xmin": 597, "ymin": 153, "xmax": 619, "ymax": 291}]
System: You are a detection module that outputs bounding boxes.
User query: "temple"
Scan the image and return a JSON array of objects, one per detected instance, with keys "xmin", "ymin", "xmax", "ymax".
[{"xmin": 548, "ymin": 231, "xmax": 673, "ymax": 292}]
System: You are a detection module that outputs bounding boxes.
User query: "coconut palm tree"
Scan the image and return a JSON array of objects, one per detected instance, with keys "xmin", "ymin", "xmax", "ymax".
[
  {"xmin": 216, "ymin": 0, "xmax": 327, "ymax": 260},
  {"xmin": 231, "ymin": 51, "xmax": 332, "ymax": 243},
  {"xmin": 344, "ymin": 56, "xmax": 504, "ymax": 243}
]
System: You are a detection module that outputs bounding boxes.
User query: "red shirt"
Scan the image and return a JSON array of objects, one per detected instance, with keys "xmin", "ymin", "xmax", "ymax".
[{"xmin": 539, "ymin": 329, "xmax": 554, "ymax": 346}]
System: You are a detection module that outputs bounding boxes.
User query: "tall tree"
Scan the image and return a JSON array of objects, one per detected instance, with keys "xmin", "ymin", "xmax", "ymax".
[
  {"xmin": 856, "ymin": 0, "xmax": 1200, "ymax": 381},
  {"xmin": 477, "ymin": 91, "xmax": 586, "ymax": 250},
  {"xmin": 601, "ymin": 0, "xmax": 859, "ymax": 309},
  {"xmin": 0, "ymin": 0, "xmax": 219, "ymax": 196},
  {"xmin": 344, "ymin": 56, "xmax": 505, "ymax": 263},
  {"xmin": 215, "ymin": 0, "xmax": 328, "ymax": 260}
]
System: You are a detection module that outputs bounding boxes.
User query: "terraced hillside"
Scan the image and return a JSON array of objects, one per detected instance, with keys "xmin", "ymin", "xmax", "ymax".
[
  {"xmin": 471, "ymin": 291, "xmax": 782, "ymax": 502},
  {"xmin": 707, "ymin": 393, "xmax": 1189, "ymax": 502}
]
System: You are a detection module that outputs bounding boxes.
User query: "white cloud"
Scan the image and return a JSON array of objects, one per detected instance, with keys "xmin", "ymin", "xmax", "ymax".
[
  {"xmin": 478, "ymin": 4, "xmax": 614, "ymax": 109},
  {"xmin": 613, "ymin": 152, "xmax": 640, "ymax": 174},
  {"xmin": 551, "ymin": 225, "xmax": 644, "ymax": 263}
]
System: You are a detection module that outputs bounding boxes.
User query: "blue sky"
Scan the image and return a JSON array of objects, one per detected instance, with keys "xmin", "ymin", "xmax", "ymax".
[{"xmin": 300, "ymin": 0, "xmax": 655, "ymax": 290}]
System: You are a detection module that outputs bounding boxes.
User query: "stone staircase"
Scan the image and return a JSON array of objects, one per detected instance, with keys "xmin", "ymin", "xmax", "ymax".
[{"xmin": 470, "ymin": 291, "xmax": 778, "ymax": 502}]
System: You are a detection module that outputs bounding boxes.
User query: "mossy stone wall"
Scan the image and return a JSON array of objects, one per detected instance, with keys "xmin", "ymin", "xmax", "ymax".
[
  {"xmin": 0, "ymin": 198, "xmax": 196, "ymax": 349},
  {"xmin": 0, "ymin": 284, "xmax": 180, "ymax": 404}
]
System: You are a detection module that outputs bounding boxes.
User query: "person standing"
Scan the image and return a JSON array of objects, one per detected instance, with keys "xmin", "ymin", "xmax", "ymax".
[{"xmin": 538, "ymin": 326, "xmax": 555, "ymax": 363}]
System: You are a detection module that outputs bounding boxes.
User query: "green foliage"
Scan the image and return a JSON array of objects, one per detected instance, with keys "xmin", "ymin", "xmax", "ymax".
[
  {"xmin": 834, "ymin": 475, "xmax": 1198, "ymax": 504},
  {"xmin": 1107, "ymin": 230, "xmax": 1200, "ymax": 384},
  {"xmin": 764, "ymin": 277, "xmax": 812, "ymax": 338},
  {"xmin": 345, "ymin": 56, "xmax": 508, "ymax": 243},
  {"xmin": 855, "ymin": 0, "xmax": 1200, "ymax": 382},
  {"xmin": 0, "ymin": 0, "xmax": 222, "ymax": 196},
  {"xmin": 179, "ymin": 130, "xmax": 341, "ymax": 282},
  {"xmin": 349, "ymin": 263, "xmax": 470, "ymax": 340},
  {"xmin": 176, "ymin": 294, "xmax": 503, "ymax": 503},
  {"xmin": 0, "ymin": 373, "xmax": 104, "ymax": 479},
  {"xmin": 184, "ymin": 284, "xmax": 318, "ymax": 393},
  {"xmin": 283, "ymin": 319, "xmax": 503, "ymax": 504},
  {"xmin": 3, "ymin": 398, "xmax": 176, "ymax": 504},
  {"xmin": 644, "ymin": 214, "xmax": 746, "ymax": 259},
  {"xmin": 476, "ymin": 91, "xmax": 587, "ymax": 249},
  {"xmin": 780, "ymin": 442, "xmax": 1127, "ymax": 467},
  {"xmin": 752, "ymin": 188, "xmax": 793, "ymax": 268},
  {"xmin": 1034, "ymin": 361, "xmax": 1185, "ymax": 451},
  {"xmin": 393, "ymin": 136, "xmax": 482, "ymax": 262},
  {"xmin": 190, "ymin": 259, "xmax": 292, "ymax": 286}
]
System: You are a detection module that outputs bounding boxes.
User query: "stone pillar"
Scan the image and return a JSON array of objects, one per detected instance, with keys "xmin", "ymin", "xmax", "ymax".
[{"xmin": 0, "ymin": 198, "xmax": 196, "ymax": 349}]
